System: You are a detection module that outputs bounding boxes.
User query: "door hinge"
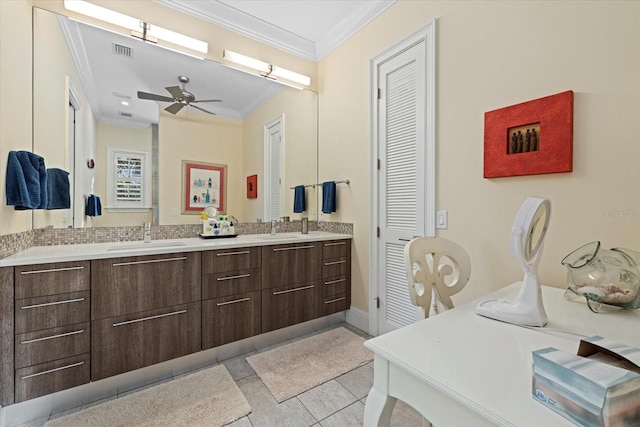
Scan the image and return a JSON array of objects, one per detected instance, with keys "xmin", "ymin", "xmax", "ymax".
[
  {"xmin": 374, "ymin": 297, "xmax": 380, "ymax": 309},
  {"xmin": 377, "ymin": 88, "xmax": 381, "ymax": 99},
  {"xmin": 377, "ymin": 159, "xmax": 380, "ymax": 170},
  {"xmin": 377, "ymin": 227, "xmax": 380, "ymax": 238}
]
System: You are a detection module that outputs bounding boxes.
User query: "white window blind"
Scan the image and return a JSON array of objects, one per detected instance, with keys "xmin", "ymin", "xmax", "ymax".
[{"xmin": 107, "ymin": 148, "xmax": 151, "ymax": 211}]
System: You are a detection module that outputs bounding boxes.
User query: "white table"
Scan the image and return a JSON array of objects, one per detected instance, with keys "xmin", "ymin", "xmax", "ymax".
[{"xmin": 363, "ymin": 283, "xmax": 640, "ymax": 426}]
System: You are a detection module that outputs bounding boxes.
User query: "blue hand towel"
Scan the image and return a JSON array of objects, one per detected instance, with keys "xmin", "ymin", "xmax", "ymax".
[
  {"xmin": 46, "ymin": 168, "xmax": 71, "ymax": 210},
  {"xmin": 293, "ymin": 185, "xmax": 306, "ymax": 213},
  {"xmin": 5, "ymin": 150, "xmax": 48, "ymax": 210},
  {"xmin": 321, "ymin": 181, "xmax": 337, "ymax": 214},
  {"xmin": 86, "ymin": 194, "xmax": 102, "ymax": 217}
]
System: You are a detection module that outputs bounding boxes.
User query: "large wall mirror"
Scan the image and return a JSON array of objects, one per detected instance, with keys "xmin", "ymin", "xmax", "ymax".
[{"xmin": 32, "ymin": 7, "xmax": 318, "ymax": 229}]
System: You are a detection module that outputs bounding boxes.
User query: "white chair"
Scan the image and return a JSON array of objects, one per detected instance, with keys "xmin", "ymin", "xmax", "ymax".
[{"xmin": 404, "ymin": 237, "xmax": 471, "ymax": 319}]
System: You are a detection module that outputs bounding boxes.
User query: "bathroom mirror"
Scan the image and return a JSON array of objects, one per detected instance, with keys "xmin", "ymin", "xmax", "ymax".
[
  {"xmin": 30, "ymin": 7, "xmax": 318, "ymax": 230},
  {"xmin": 476, "ymin": 197, "xmax": 551, "ymax": 327}
]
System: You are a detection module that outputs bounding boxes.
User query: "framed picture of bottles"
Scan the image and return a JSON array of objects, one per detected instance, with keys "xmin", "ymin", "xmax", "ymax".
[{"xmin": 182, "ymin": 160, "xmax": 227, "ymax": 214}]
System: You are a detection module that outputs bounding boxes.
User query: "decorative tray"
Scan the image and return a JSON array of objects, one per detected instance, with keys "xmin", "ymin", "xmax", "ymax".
[{"xmin": 198, "ymin": 233, "xmax": 238, "ymax": 239}]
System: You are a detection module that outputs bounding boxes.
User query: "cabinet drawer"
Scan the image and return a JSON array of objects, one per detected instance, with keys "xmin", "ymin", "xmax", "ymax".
[
  {"xmin": 202, "ymin": 291, "xmax": 261, "ymax": 349},
  {"xmin": 323, "ymin": 276, "xmax": 348, "ymax": 297},
  {"xmin": 261, "ymin": 281, "xmax": 321, "ymax": 333},
  {"xmin": 323, "ymin": 295, "xmax": 348, "ymax": 316},
  {"xmin": 15, "ymin": 322, "xmax": 90, "ymax": 369},
  {"xmin": 15, "ymin": 261, "xmax": 90, "ymax": 299},
  {"xmin": 91, "ymin": 302, "xmax": 201, "ymax": 381},
  {"xmin": 202, "ymin": 268, "xmax": 261, "ymax": 299},
  {"xmin": 262, "ymin": 243, "xmax": 322, "ymax": 288},
  {"xmin": 15, "ymin": 291, "xmax": 89, "ymax": 334},
  {"xmin": 322, "ymin": 240, "xmax": 348, "ymax": 259},
  {"xmin": 202, "ymin": 247, "xmax": 261, "ymax": 274},
  {"xmin": 91, "ymin": 252, "xmax": 200, "ymax": 320},
  {"xmin": 323, "ymin": 258, "xmax": 348, "ymax": 278},
  {"xmin": 15, "ymin": 353, "xmax": 90, "ymax": 403}
]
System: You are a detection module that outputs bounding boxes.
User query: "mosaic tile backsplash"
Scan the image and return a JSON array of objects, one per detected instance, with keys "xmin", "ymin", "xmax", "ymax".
[{"xmin": 0, "ymin": 221, "xmax": 353, "ymax": 259}]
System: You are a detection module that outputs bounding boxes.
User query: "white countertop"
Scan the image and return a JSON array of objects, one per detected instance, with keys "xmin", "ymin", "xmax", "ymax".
[{"xmin": 0, "ymin": 231, "xmax": 352, "ymax": 267}]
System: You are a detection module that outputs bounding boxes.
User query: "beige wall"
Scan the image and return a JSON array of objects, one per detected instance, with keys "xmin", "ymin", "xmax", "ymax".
[
  {"xmin": 0, "ymin": 0, "xmax": 33, "ymax": 235},
  {"xmin": 158, "ymin": 111, "xmax": 244, "ymax": 225},
  {"xmin": 92, "ymin": 123, "xmax": 153, "ymax": 227},
  {"xmin": 243, "ymin": 88, "xmax": 318, "ymax": 222},
  {"xmin": 318, "ymin": 0, "xmax": 640, "ymax": 312}
]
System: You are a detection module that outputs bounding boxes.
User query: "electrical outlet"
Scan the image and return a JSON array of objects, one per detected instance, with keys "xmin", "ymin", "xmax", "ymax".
[
  {"xmin": 170, "ymin": 207, "xmax": 178, "ymax": 217},
  {"xmin": 319, "ymin": 212, "xmax": 325, "ymax": 221},
  {"xmin": 311, "ymin": 209, "xmax": 317, "ymax": 220}
]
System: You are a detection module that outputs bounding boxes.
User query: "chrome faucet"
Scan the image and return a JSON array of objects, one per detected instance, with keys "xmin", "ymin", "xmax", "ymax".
[
  {"xmin": 271, "ymin": 219, "xmax": 279, "ymax": 235},
  {"xmin": 143, "ymin": 221, "xmax": 152, "ymax": 243}
]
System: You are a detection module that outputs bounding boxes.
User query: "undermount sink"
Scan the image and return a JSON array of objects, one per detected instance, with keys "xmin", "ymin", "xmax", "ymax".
[
  {"xmin": 107, "ymin": 241, "xmax": 187, "ymax": 251},
  {"xmin": 257, "ymin": 234, "xmax": 300, "ymax": 240}
]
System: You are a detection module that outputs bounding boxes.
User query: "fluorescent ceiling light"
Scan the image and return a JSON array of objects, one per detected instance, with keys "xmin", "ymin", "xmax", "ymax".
[
  {"xmin": 223, "ymin": 50, "xmax": 310, "ymax": 87},
  {"xmin": 63, "ymin": 0, "xmax": 208, "ymax": 54}
]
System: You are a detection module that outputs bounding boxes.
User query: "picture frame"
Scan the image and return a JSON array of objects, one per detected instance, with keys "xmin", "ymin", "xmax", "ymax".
[
  {"xmin": 182, "ymin": 160, "xmax": 227, "ymax": 214},
  {"xmin": 484, "ymin": 90, "xmax": 573, "ymax": 178},
  {"xmin": 246, "ymin": 174, "xmax": 258, "ymax": 198}
]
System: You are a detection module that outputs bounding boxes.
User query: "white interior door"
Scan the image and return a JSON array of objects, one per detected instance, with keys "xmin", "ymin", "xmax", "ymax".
[
  {"xmin": 371, "ymin": 23, "xmax": 436, "ymax": 336},
  {"xmin": 264, "ymin": 115, "xmax": 284, "ymax": 221}
]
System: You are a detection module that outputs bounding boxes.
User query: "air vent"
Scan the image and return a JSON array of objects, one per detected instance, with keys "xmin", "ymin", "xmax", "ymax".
[
  {"xmin": 112, "ymin": 43, "xmax": 133, "ymax": 58},
  {"xmin": 119, "ymin": 111, "xmax": 133, "ymax": 118}
]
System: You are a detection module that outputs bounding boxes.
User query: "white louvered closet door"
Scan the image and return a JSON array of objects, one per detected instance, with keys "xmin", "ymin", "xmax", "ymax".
[
  {"xmin": 265, "ymin": 116, "xmax": 283, "ymax": 221},
  {"xmin": 377, "ymin": 41, "xmax": 427, "ymax": 334}
]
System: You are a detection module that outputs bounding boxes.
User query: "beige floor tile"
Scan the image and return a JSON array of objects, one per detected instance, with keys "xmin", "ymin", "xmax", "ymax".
[
  {"xmin": 335, "ymin": 364, "xmax": 374, "ymax": 399},
  {"xmin": 318, "ymin": 401, "xmax": 365, "ymax": 427},
  {"xmin": 223, "ymin": 351, "xmax": 257, "ymax": 381}
]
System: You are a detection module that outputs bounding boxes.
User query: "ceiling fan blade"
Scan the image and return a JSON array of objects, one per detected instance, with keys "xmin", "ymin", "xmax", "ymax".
[
  {"xmin": 165, "ymin": 86, "xmax": 183, "ymax": 100},
  {"xmin": 137, "ymin": 91, "xmax": 174, "ymax": 102},
  {"xmin": 190, "ymin": 104, "xmax": 216, "ymax": 115},
  {"xmin": 165, "ymin": 103, "xmax": 185, "ymax": 114},
  {"xmin": 192, "ymin": 99, "xmax": 222, "ymax": 103}
]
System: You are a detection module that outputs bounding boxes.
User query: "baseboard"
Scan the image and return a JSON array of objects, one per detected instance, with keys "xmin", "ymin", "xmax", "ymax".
[{"xmin": 345, "ymin": 306, "xmax": 369, "ymax": 334}]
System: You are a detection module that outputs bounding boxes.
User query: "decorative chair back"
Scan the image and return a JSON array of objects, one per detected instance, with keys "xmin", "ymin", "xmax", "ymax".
[{"xmin": 404, "ymin": 237, "xmax": 471, "ymax": 319}]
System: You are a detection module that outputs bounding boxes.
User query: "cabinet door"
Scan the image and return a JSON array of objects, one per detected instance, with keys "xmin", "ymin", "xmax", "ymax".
[
  {"xmin": 15, "ymin": 261, "xmax": 90, "ymax": 299},
  {"xmin": 202, "ymin": 247, "xmax": 261, "ymax": 274},
  {"xmin": 92, "ymin": 252, "xmax": 200, "ymax": 320},
  {"xmin": 202, "ymin": 291, "xmax": 261, "ymax": 349},
  {"xmin": 91, "ymin": 302, "xmax": 201, "ymax": 381},
  {"xmin": 15, "ymin": 353, "xmax": 90, "ymax": 403},
  {"xmin": 261, "ymin": 282, "xmax": 321, "ymax": 333},
  {"xmin": 262, "ymin": 243, "xmax": 322, "ymax": 288},
  {"xmin": 15, "ymin": 291, "xmax": 90, "ymax": 334}
]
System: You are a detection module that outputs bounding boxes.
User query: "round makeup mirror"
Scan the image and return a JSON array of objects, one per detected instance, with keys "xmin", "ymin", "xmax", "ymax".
[{"xmin": 476, "ymin": 197, "xmax": 551, "ymax": 327}]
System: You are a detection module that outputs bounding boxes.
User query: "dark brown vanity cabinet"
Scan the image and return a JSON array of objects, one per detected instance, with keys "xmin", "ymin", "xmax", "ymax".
[
  {"xmin": 13, "ymin": 261, "xmax": 91, "ymax": 402},
  {"xmin": 201, "ymin": 247, "xmax": 262, "ymax": 349},
  {"xmin": 261, "ymin": 242, "xmax": 323, "ymax": 332},
  {"xmin": 90, "ymin": 253, "xmax": 201, "ymax": 380},
  {"xmin": 321, "ymin": 240, "xmax": 352, "ymax": 315}
]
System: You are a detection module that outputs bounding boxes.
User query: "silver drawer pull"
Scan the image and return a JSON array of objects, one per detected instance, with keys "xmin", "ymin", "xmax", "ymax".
[
  {"xmin": 217, "ymin": 274, "xmax": 251, "ymax": 281},
  {"xmin": 21, "ymin": 361, "xmax": 84, "ymax": 380},
  {"xmin": 216, "ymin": 297, "xmax": 250, "ymax": 306},
  {"xmin": 273, "ymin": 245, "xmax": 315, "ymax": 252},
  {"xmin": 324, "ymin": 260, "xmax": 346, "ymax": 266},
  {"xmin": 324, "ymin": 278, "xmax": 346, "ymax": 285},
  {"xmin": 273, "ymin": 285, "xmax": 315, "ymax": 295},
  {"xmin": 21, "ymin": 298, "xmax": 85, "ymax": 310},
  {"xmin": 325, "ymin": 297, "xmax": 346, "ymax": 304},
  {"xmin": 324, "ymin": 242, "xmax": 346, "ymax": 247},
  {"xmin": 216, "ymin": 250, "xmax": 250, "ymax": 256},
  {"xmin": 113, "ymin": 256, "xmax": 187, "ymax": 267},
  {"xmin": 20, "ymin": 329, "xmax": 85, "ymax": 345},
  {"xmin": 20, "ymin": 266, "xmax": 84, "ymax": 275},
  {"xmin": 112, "ymin": 309, "xmax": 187, "ymax": 327}
]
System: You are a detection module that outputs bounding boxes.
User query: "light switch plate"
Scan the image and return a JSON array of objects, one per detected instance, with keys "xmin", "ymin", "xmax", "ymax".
[{"xmin": 436, "ymin": 210, "xmax": 448, "ymax": 229}]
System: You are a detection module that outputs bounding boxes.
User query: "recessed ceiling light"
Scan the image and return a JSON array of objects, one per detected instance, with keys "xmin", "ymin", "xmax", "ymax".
[{"xmin": 121, "ymin": 101, "xmax": 130, "ymax": 106}]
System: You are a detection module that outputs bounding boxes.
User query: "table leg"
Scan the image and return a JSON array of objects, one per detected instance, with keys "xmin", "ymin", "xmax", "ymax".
[{"xmin": 363, "ymin": 355, "xmax": 397, "ymax": 427}]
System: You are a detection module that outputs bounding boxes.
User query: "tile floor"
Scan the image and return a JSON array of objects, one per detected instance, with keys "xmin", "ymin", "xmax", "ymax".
[{"xmin": 20, "ymin": 323, "xmax": 424, "ymax": 427}]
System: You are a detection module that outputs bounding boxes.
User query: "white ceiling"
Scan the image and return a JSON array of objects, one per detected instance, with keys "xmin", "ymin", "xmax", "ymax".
[
  {"xmin": 156, "ymin": 0, "xmax": 396, "ymax": 61},
  {"xmin": 50, "ymin": 1, "xmax": 395, "ymax": 128}
]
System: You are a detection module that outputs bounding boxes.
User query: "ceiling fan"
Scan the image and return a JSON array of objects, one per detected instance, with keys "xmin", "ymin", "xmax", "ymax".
[{"xmin": 137, "ymin": 75, "xmax": 221, "ymax": 115}]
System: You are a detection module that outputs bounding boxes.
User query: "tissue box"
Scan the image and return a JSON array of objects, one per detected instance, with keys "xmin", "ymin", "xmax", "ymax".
[{"xmin": 532, "ymin": 336, "xmax": 640, "ymax": 426}]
